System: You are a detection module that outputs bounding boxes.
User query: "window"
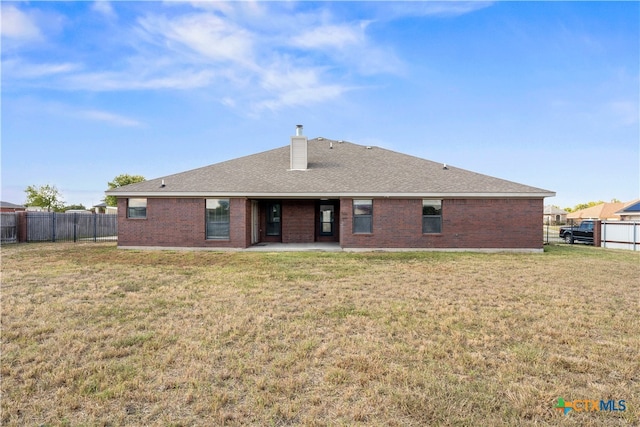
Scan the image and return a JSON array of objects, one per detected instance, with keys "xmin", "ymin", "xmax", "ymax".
[
  {"xmin": 206, "ymin": 199, "xmax": 230, "ymax": 240},
  {"xmin": 423, "ymin": 200, "xmax": 442, "ymax": 233},
  {"xmin": 353, "ymin": 199, "xmax": 373, "ymax": 234},
  {"xmin": 127, "ymin": 198, "xmax": 147, "ymax": 219}
]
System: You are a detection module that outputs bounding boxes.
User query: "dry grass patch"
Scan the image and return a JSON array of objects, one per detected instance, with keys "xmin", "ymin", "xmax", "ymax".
[{"xmin": 1, "ymin": 243, "xmax": 638, "ymax": 426}]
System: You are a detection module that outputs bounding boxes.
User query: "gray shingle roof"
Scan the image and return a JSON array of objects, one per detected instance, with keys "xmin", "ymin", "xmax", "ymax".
[
  {"xmin": 0, "ymin": 201, "xmax": 25, "ymax": 209},
  {"xmin": 544, "ymin": 205, "xmax": 568, "ymax": 215},
  {"xmin": 106, "ymin": 138, "xmax": 554, "ymax": 198}
]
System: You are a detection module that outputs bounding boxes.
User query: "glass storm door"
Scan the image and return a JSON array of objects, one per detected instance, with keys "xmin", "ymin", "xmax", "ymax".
[
  {"xmin": 319, "ymin": 205, "xmax": 334, "ymax": 236},
  {"xmin": 266, "ymin": 203, "xmax": 281, "ymax": 236}
]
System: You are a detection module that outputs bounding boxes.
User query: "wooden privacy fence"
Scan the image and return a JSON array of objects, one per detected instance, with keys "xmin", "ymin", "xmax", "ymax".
[
  {"xmin": 1, "ymin": 212, "xmax": 117, "ymax": 243},
  {"xmin": 1, "ymin": 213, "xmax": 18, "ymax": 243}
]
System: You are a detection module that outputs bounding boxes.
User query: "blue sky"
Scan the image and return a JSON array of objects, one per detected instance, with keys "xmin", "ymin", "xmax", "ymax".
[{"xmin": 2, "ymin": 1, "xmax": 638, "ymax": 209}]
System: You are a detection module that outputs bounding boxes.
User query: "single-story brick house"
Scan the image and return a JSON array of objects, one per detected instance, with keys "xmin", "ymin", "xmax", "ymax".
[
  {"xmin": 567, "ymin": 202, "xmax": 625, "ymax": 221},
  {"xmin": 0, "ymin": 201, "xmax": 26, "ymax": 213},
  {"xmin": 615, "ymin": 200, "xmax": 640, "ymax": 221},
  {"xmin": 543, "ymin": 205, "xmax": 568, "ymax": 225},
  {"xmin": 106, "ymin": 126, "xmax": 555, "ymax": 251}
]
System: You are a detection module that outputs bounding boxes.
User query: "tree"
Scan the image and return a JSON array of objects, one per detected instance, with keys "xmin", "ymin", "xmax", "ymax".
[
  {"xmin": 564, "ymin": 199, "xmax": 622, "ymax": 213},
  {"xmin": 64, "ymin": 204, "xmax": 87, "ymax": 211},
  {"xmin": 24, "ymin": 184, "xmax": 65, "ymax": 212},
  {"xmin": 104, "ymin": 174, "xmax": 145, "ymax": 206}
]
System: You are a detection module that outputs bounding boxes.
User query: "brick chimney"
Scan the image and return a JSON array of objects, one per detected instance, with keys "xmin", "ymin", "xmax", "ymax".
[{"xmin": 290, "ymin": 124, "xmax": 308, "ymax": 170}]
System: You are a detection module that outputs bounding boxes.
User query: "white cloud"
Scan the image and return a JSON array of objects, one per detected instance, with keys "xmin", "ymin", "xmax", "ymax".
[
  {"xmin": 254, "ymin": 64, "xmax": 351, "ymax": 111},
  {"xmin": 1, "ymin": 2, "xmax": 422, "ymax": 112},
  {"xmin": 221, "ymin": 97, "xmax": 236, "ymax": 108},
  {"xmin": 287, "ymin": 19, "xmax": 403, "ymax": 76},
  {"xmin": 606, "ymin": 100, "xmax": 639, "ymax": 126},
  {"xmin": 132, "ymin": 7, "xmax": 359, "ymax": 110},
  {"xmin": 291, "ymin": 23, "xmax": 368, "ymax": 50},
  {"xmin": 2, "ymin": 57, "xmax": 213, "ymax": 91},
  {"xmin": 260, "ymin": 66, "xmax": 324, "ymax": 93},
  {"xmin": 2, "ymin": 59, "xmax": 80, "ymax": 78},
  {"xmin": 92, "ymin": 1, "xmax": 116, "ymax": 19},
  {"xmin": 185, "ymin": 1, "xmax": 242, "ymax": 16},
  {"xmin": 138, "ymin": 12, "xmax": 255, "ymax": 66},
  {"xmin": 186, "ymin": 1, "xmax": 273, "ymax": 24},
  {"xmin": 6, "ymin": 97, "xmax": 143, "ymax": 128},
  {"xmin": 62, "ymin": 69, "xmax": 215, "ymax": 91},
  {"xmin": 378, "ymin": 1, "xmax": 494, "ymax": 20},
  {"xmin": 80, "ymin": 110, "xmax": 142, "ymax": 127},
  {"xmin": 254, "ymin": 84, "xmax": 348, "ymax": 112},
  {"xmin": 1, "ymin": 5, "xmax": 42, "ymax": 41}
]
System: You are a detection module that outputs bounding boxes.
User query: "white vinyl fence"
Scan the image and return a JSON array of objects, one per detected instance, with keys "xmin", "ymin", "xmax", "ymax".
[{"xmin": 601, "ymin": 221, "xmax": 640, "ymax": 251}]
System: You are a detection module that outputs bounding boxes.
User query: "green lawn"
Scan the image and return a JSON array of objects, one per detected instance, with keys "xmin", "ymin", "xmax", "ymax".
[{"xmin": 1, "ymin": 243, "xmax": 638, "ymax": 426}]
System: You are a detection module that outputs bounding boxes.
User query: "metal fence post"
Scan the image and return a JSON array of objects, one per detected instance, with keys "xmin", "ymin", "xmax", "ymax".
[
  {"xmin": 25, "ymin": 213, "xmax": 30, "ymax": 242},
  {"xmin": 545, "ymin": 217, "xmax": 549, "ymax": 245},
  {"xmin": 52, "ymin": 212, "xmax": 56, "ymax": 242},
  {"xmin": 94, "ymin": 214, "xmax": 97, "ymax": 242}
]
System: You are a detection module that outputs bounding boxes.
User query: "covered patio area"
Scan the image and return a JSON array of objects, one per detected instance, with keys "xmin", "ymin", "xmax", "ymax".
[{"xmin": 249, "ymin": 199, "xmax": 340, "ymax": 246}]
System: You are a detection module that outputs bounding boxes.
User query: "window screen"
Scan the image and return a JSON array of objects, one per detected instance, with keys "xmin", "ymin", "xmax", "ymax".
[
  {"xmin": 127, "ymin": 198, "xmax": 147, "ymax": 219},
  {"xmin": 353, "ymin": 199, "xmax": 373, "ymax": 234},
  {"xmin": 206, "ymin": 199, "xmax": 230, "ymax": 240},
  {"xmin": 422, "ymin": 200, "xmax": 442, "ymax": 233}
]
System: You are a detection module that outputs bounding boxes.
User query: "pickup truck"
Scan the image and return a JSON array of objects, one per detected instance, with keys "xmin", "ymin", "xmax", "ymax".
[{"xmin": 559, "ymin": 220, "xmax": 595, "ymax": 244}]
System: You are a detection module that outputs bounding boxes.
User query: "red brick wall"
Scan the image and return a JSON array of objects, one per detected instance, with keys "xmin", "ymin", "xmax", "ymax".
[
  {"xmin": 340, "ymin": 198, "xmax": 544, "ymax": 249},
  {"xmin": 593, "ymin": 220, "xmax": 602, "ymax": 247},
  {"xmin": 117, "ymin": 197, "xmax": 543, "ymax": 249},
  {"xmin": 282, "ymin": 200, "xmax": 315, "ymax": 243},
  {"xmin": 117, "ymin": 198, "xmax": 249, "ymax": 248}
]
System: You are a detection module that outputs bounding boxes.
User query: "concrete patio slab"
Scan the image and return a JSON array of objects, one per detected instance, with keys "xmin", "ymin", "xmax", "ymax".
[{"xmin": 244, "ymin": 242, "xmax": 342, "ymax": 252}]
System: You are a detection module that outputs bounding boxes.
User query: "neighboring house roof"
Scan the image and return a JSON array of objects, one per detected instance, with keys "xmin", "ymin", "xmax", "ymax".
[
  {"xmin": 93, "ymin": 202, "xmax": 108, "ymax": 208},
  {"xmin": 107, "ymin": 138, "xmax": 555, "ymax": 198},
  {"xmin": 567, "ymin": 202, "xmax": 625, "ymax": 220},
  {"xmin": 615, "ymin": 199, "xmax": 640, "ymax": 217},
  {"xmin": 0, "ymin": 201, "xmax": 25, "ymax": 209},
  {"xmin": 544, "ymin": 205, "xmax": 567, "ymax": 215}
]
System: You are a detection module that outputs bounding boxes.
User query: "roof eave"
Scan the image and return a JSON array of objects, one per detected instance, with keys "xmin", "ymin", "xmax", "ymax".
[{"xmin": 105, "ymin": 191, "xmax": 556, "ymax": 199}]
